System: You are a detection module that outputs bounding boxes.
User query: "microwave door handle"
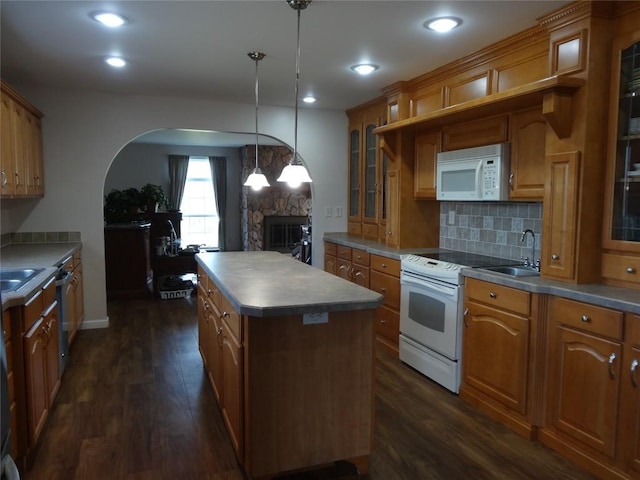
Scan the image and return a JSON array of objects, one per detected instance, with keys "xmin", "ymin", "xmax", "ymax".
[{"xmin": 476, "ymin": 161, "xmax": 483, "ymax": 197}]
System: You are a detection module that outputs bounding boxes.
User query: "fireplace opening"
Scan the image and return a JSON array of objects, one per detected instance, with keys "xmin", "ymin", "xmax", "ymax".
[{"xmin": 264, "ymin": 216, "xmax": 308, "ymax": 253}]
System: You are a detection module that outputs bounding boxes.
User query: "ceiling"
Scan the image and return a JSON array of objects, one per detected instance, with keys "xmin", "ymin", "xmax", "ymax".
[{"xmin": 1, "ymin": 0, "xmax": 569, "ymax": 146}]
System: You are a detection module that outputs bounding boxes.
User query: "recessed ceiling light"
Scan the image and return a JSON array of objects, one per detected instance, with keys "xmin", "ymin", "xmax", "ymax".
[
  {"xmin": 91, "ymin": 12, "xmax": 128, "ymax": 28},
  {"xmin": 105, "ymin": 57, "xmax": 127, "ymax": 68},
  {"xmin": 424, "ymin": 17, "xmax": 462, "ymax": 33},
  {"xmin": 303, "ymin": 96, "xmax": 316, "ymax": 104},
  {"xmin": 351, "ymin": 64, "xmax": 379, "ymax": 76}
]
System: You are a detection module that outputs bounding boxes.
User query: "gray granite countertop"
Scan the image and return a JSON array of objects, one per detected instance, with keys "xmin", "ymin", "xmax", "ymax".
[
  {"xmin": 195, "ymin": 251, "xmax": 384, "ymax": 317},
  {"xmin": 462, "ymin": 268, "xmax": 640, "ymax": 315},
  {"xmin": 1, "ymin": 243, "xmax": 81, "ymax": 309}
]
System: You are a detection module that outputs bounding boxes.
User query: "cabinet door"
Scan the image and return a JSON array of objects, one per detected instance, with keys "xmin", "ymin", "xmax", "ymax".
[
  {"xmin": 363, "ymin": 123, "xmax": 378, "ymax": 229},
  {"xmin": 348, "ymin": 125, "xmax": 362, "ymax": 223},
  {"xmin": 10, "ymin": 100, "xmax": 27, "ymax": 196},
  {"xmin": 509, "ymin": 107, "xmax": 546, "ymax": 200},
  {"xmin": 0, "ymin": 93, "xmax": 15, "ymax": 195},
  {"xmin": 43, "ymin": 304, "xmax": 61, "ymax": 405},
  {"xmin": 197, "ymin": 288, "xmax": 209, "ymax": 368},
  {"xmin": 603, "ymin": 33, "xmax": 640, "ymax": 252},
  {"xmin": 462, "ymin": 301, "xmax": 530, "ymax": 415},
  {"xmin": 24, "ymin": 316, "xmax": 48, "ymax": 445},
  {"xmin": 385, "ymin": 170, "xmax": 399, "ymax": 248},
  {"xmin": 414, "ymin": 130, "xmax": 441, "ymax": 199},
  {"xmin": 324, "ymin": 254, "xmax": 336, "ymax": 275},
  {"xmin": 30, "ymin": 116, "xmax": 44, "ymax": 196},
  {"xmin": 621, "ymin": 314, "xmax": 640, "ymax": 475},
  {"xmin": 542, "ymin": 151, "xmax": 579, "ymax": 279},
  {"xmin": 352, "ymin": 265, "xmax": 369, "ymax": 288},
  {"xmin": 222, "ymin": 322, "xmax": 243, "ymax": 458},
  {"xmin": 209, "ymin": 302, "xmax": 223, "ymax": 404},
  {"xmin": 337, "ymin": 259, "xmax": 352, "ymax": 281},
  {"xmin": 547, "ymin": 325, "xmax": 621, "ymax": 458},
  {"xmin": 74, "ymin": 264, "xmax": 84, "ymax": 328},
  {"xmin": 64, "ymin": 275, "xmax": 77, "ymax": 345}
]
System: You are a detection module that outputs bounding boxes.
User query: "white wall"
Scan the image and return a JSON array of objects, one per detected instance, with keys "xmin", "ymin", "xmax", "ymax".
[{"xmin": 1, "ymin": 86, "xmax": 348, "ymax": 326}]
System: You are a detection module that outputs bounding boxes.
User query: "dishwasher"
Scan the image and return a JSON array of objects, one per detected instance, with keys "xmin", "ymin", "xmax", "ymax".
[{"xmin": 55, "ymin": 266, "xmax": 72, "ymax": 373}]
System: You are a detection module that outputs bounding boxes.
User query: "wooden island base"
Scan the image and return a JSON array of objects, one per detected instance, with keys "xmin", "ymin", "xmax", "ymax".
[{"xmin": 195, "ymin": 252, "xmax": 382, "ymax": 480}]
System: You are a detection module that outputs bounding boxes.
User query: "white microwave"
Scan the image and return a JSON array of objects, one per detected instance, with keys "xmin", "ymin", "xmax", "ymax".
[{"xmin": 436, "ymin": 143, "xmax": 510, "ymax": 201}]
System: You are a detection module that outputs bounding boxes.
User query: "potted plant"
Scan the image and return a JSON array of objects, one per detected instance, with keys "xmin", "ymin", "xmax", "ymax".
[
  {"xmin": 141, "ymin": 183, "xmax": 170, "ymax": 213},
  {"xmin": 123, "ymin": 187, "xmax": 144, "ymax": 213}
]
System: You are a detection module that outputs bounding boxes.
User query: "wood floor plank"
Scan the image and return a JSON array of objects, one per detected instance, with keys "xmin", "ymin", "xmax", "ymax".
[{"xmin": 24, "ymin": 295, "xmax": 599, "ymax": 480}]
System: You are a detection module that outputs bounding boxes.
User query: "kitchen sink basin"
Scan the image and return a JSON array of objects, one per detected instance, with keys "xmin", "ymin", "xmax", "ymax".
[
  {"xmin": 481, "ymin": 265, "xmax": 540, "ymax": 277},
  {"xmin": 0, "ymin": 268, "xmax": 44, "ymax": 292}
]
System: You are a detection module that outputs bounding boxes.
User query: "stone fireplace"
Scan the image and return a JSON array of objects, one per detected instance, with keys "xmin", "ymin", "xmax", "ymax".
[{"xmin": 241, "ymin": 145, "xmax": 311, "ymax": 251}]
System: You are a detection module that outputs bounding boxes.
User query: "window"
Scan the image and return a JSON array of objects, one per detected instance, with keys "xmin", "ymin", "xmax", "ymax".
[{"xmin": 179, "ymin": 157, "xmax": 219, "ymax": 248}]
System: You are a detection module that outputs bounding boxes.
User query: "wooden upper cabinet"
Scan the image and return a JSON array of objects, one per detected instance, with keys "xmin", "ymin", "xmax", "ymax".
[
  {"xmin": 414, "ymin": 130, "xmax": 441, "ymax": 199},
  {"xmin": 385, "ymin": 169, "xmax": 399, "ymax": 248},
  {"xmin": 542, "ymin": 151, "xmax": 580, "ymax": 280},
  {"xmin": 0, "ymin": 81, "xmax": 44, "ymax": 199},
  {"xmin": 509, "ymin": 107, "xmax": 546, "ymax": 200},
  {"xmin": 442, "ymin": 114, "xmax": 508, "ymax": 152},
  {"xmin": 348, "ymin": 121, "xmax": 362, "ymax": 226}
]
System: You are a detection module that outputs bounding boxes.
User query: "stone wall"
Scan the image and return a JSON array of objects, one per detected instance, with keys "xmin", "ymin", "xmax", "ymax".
[{"xmin": 241, "ymin": 145, "xmax": 311, "ymax": 251}]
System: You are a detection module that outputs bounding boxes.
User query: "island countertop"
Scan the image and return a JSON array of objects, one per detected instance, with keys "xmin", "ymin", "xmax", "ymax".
[{"xmin": 195, "ymin": 251, "xmax": 384, "ymax": 317}]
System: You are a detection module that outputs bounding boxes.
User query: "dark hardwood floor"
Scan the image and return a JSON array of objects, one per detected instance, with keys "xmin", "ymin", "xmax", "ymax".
[{"xmin": 24, "ymin": 295, "xmax": 599, "ymax": 480}]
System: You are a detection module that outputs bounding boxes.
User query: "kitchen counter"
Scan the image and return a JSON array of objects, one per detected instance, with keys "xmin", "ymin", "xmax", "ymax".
[
  {"xmin": 462, "ymin": 267, "xmax": 640, "ymax": 315},
  {"xmin": 1, "ymin": 243, "xmax": 82, "ymax": 309},
  {"xmin": 195, "ymin": 250, "xmax": 384, "ymax": 316}
]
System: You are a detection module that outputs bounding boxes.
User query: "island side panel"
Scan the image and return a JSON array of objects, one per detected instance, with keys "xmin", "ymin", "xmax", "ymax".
[{"xmin": 243, "ymin": 310, "xmax": 375, "ymax": 478}]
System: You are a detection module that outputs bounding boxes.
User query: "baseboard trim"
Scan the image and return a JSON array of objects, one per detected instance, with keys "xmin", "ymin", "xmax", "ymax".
[{"xmin": 80, "ymin": 316, "xmax": 109, "ymax": 329}]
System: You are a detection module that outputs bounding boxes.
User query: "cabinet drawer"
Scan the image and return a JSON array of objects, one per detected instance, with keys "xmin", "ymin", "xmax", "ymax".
[
  {"xmin": 347, "ymin": 221, "xmax": 362, "ymax": 236},
  {"xmin": 337, "ymin": 246, "xmax": 352, "ymax": 261},
  {"xmin": 375, "ymin": 306, "xmax": 399, "ymax": 343},
  {"xmin": 465, "ymin": 278, "xmax": 530, "ymax": 316},
  {"xmin": 42, "ymin": 276, "xmax": 56, "ymax": 308},
  {"xmin": 370, "ymin": 254, "xmax": 401, "ymax": 277},
  {"xmin": 324, "ymin": 242, "xmax": 337, "ymax": 256},
  {"xmin": 548, "ymin": 296, "xmax": 623, "ymax": 341},
  {"xmin": 220, "ymin": 294, "xmax": 241, "ymax": 341},
  {"xmin": 362, "ymin": 224, "xmax": 378, "ymax": 240},
  {"xmin": 62, "ymin": 256, "xmax": 73, "ymax": 272},
  {"xmin": 627, "ymin": 314, "xmax": 640, "ymax": 346},
  {"xmin": 73, "ymin": 250, "xmax": 82, "ymax": 268},
  {"xmin": 370, "ymin": 271, "xmax": 400, "ymax": 311},
  {"xmin": 352, "ymin": 248, "xmax": 370, "ymax": 267},
  {"xmin": 23, "ymin": 290, "xmax": 43, "ymax": 332},
  {"xmin": 601, "ymin": 253, "xmax": 640, "ymax": 285},
  {"xmin": 197, "ymin": 265, "xmax": 209, "ymax": 292},
  {"xmin": 324, "ymin": 254, "xmax": 337, "ymax": 275}
]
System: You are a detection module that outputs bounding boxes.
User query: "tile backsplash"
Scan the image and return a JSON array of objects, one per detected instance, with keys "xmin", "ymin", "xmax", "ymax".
[
  {"xmin": 440, "ymin": 202, "xmax": 542, "ymax": 263},
  {"xmin": 1, "ymin": 231, "xmax": 81, "ymax": 247}
]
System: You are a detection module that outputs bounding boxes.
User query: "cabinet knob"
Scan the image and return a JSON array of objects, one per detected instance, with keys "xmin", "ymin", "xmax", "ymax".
[
  {"xmin": 631, "ymin": 359, "xmax": 639, "ymax": 388},
  {"xmin": 551, "ymin": 254, "xmax": 560, "ymax": 261},
  {"xmin": 380, "ymin": 318, "xmax": 386, "ymax": 325},
  {"xmin": 489, "ymin": 292, "xmax": 496, "ymax": 298},
  {"xmin": 627, "ymin": 267, "xmax": 636, "ymax": 274},
  {"xmin": 381, "ymin": 263, "xmax": 387, "ymax": 268},
  {"xmin": 581, "ymin": 315, "xmax": 590, "ymax": 323}
]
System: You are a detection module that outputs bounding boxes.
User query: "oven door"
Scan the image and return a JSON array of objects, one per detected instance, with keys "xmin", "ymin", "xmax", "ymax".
[{"xmin": 400, "ymin": 270, "xmax": 462, "ymax": 360}]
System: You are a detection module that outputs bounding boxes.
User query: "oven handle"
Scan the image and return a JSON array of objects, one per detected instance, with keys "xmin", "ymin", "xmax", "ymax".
[{"xmin": 401, "ymin": 272, "xmax": 457, "ymax": 297}]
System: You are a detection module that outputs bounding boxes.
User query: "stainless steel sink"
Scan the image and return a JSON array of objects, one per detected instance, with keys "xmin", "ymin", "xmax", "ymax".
[
  {"xmin": 481, "ymin": 265, "xmax": 540, "ymax": 277},
  {"xmin": 0, "ymin": 268, "xmax": 44, "ymax": 292}
]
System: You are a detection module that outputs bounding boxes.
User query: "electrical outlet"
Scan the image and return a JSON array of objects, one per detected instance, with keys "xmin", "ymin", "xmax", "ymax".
[
  {"xmin": 325, "ymin": 206, "xmax": 332, "ymax": 217},
  {"xmin": 448, "ymin": 210, "xmax": 456, "ymax": 225},
  {"xmin": 335, "ymin": 206, "xmax": 343, "ymax": 217},
  {"xmin": 303, "ymin": 312, "xmax": 328, "ymax": 325}
]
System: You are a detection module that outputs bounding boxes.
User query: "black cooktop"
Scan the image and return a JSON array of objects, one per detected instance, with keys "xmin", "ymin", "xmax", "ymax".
[{"xmin": 412, "ymin": 250, "xmax": 521, "ymax": 268}]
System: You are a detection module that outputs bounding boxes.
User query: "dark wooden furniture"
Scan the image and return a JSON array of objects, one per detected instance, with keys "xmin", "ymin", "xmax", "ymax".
[
  {"xmin": 151, "ymin": 254, "xmax": 197, "ymax": 294},
  {"xmin": 104, "ymin": 222, "xmax": 151, "ymax": 299}
]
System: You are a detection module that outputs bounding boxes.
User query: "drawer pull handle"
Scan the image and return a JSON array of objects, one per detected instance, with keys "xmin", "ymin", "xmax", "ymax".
[
  {"xmin": 381, "ymin": 263, "xmax": 387, "ymax": 268},
  {"xmin": 221, "ymin": 311, "xmax": 230, "ymax": 320},
  {"xmin": 608, "ymin": 353, "xmax": 617, "ymax": 379},
  {"xmin": 551, "ymin": 254, "xmax": 560, "ymax": 261},
  {"xmin": 489, "ymin": 292, "xmax": 496, "ymax": 298},
  {"xmin": 627, "ymin": 267, "xmax": 636, "ymax": 274},
  {"xmin": 354, "ymin": 271, "xmax": 362, "ymax": 277},
  {"xmin": 380, "ymin": 318, "xmax": 386, "ymax": 325},
  {"xmin": 581, "ymin": 315, "xmax": 590, "ymax": 323},
  {"xmin": 631, "ymin": 359, "xmax": 639, "ymax": 388},
  {"xmin": 463, "ymin": 308, "xmax": 469, "ymax": 327}
]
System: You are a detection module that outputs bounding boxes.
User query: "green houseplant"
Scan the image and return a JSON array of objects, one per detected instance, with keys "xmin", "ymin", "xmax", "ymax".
[
  {"xmin": 141, "ymin": 183, "xmax": 170, "ymax": 212},
  {"xmin": 104, "ymin": 187, "xmax": 144, "ymax": 224}
]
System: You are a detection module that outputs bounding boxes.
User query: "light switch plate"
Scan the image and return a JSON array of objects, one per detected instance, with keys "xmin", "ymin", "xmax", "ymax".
[
  {"xmin": 325, "ymin": 206, "xmax": 332, "ymax": 217},
  {"xmin": 335, "ymin": 206, "xmax": 343, "ymax": 217}
]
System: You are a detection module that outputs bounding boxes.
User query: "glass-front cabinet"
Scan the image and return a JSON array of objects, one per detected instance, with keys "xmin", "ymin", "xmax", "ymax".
[
  {"xmin": 348, "ymin": 127, "xmax": 361, "ymax": 221},
  {"xmin": 604, "ymin": 34, "xmax": 640, "ymax": 251}
]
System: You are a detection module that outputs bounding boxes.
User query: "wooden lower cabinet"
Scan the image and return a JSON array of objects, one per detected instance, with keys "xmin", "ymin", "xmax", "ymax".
[
  {"xmin": 619, "ymin": 314, "xmax": 640, "ymax": 478},
  {"xmin": 539, "ymin": 296, "xmax": 635, "ymax": 480},
  {"xmin": 460, "ymin": 278, "xmax": 539, "ymax": 439},
  {"xmin": 369, "ymin": 255, "xmax": 400, "ymax": 357},
  {"xmin": 221, "ymin": 320, "xmax": 242, "ymax": 457}
]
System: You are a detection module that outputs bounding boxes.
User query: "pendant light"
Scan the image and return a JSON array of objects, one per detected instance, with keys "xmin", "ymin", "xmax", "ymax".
[
  {"xmin": 243, "ymin": 51, "xmax": 271, "ymax": 191},
  {"xmin": 277, "ymin": 0, "xmax": 313, "ymax": 188}
]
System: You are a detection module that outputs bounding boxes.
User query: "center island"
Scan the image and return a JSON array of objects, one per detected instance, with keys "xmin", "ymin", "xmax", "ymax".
[{"xmin": 194, "ymin": 251, "xmax": 384, "ymax": 479}]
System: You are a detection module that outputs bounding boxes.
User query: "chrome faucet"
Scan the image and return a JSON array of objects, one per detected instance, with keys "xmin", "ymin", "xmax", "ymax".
[{"xmin": 521, "ymin": 229, "xmax": 539, "ymax": 271}]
